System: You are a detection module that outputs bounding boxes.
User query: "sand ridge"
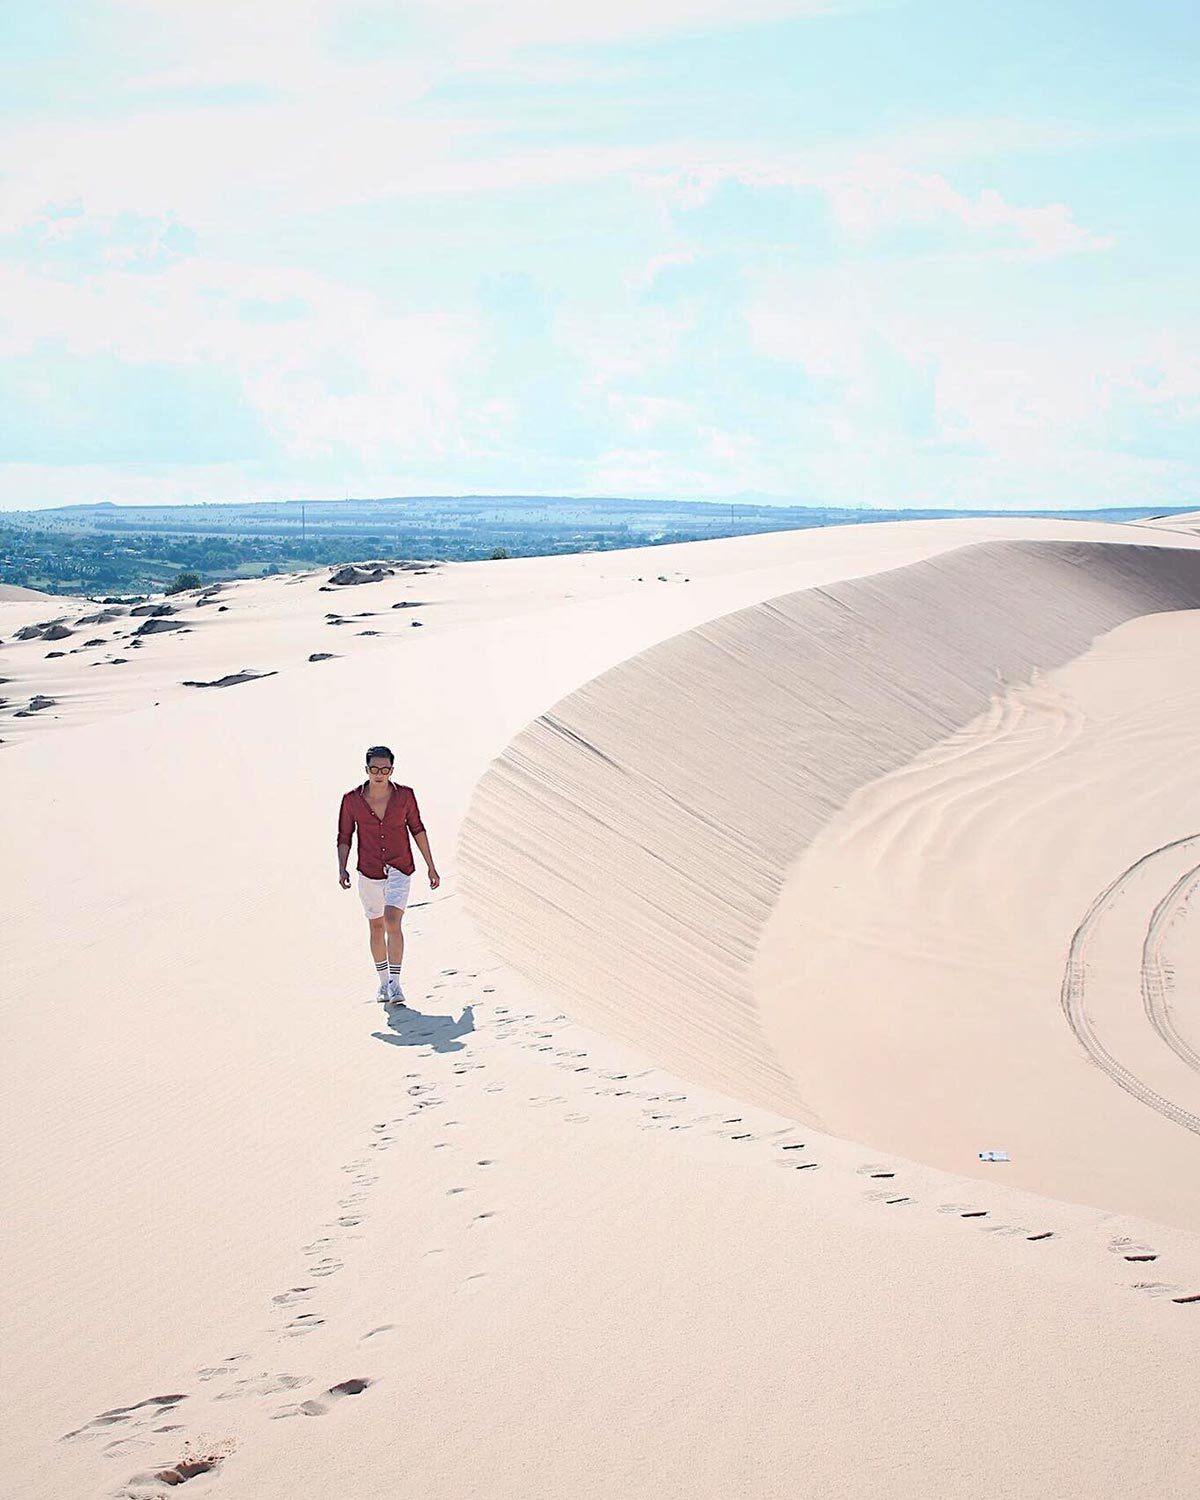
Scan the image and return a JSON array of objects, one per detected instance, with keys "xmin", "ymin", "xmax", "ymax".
[{"xmin": 460, "ymin": 538, "xmax": 1200, "ymax": 1225}]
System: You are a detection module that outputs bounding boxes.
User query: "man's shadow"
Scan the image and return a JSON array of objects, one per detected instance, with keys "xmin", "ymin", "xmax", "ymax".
[{"xmin": 372, "ymin": 1003, "xmax": 474, "ymax": 1053}]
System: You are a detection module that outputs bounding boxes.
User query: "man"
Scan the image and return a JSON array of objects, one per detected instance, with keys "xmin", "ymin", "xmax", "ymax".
[{"xmin": 338, "ymin": 745, "xmax": 440, "ymax": 1005}]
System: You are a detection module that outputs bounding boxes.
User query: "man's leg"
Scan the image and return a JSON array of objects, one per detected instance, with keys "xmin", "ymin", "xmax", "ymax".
[
  {"xmin": 366, "ymin": 912, "xmax": 384, "ymax": 996},
  {"xmin": 383, "ymin": 905, "xmax": 404, "ymax": 971}
]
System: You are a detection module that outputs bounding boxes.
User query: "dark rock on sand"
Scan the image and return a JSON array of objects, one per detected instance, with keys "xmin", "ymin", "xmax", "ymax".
[
  {"xmin": 134, "ymin": 617, "xmax": 186, "ymax": 635},
  {"xmin": 325, "ymin": 564, "xmax": 394, "ymax": 587},
  {"xmin": 130, "ymin": 603, "xmax": 175, "ymax": 618},
  {"xmin": 17, "ymin": 695, "xmax": 59, "ymax": 716},
  {"xmin": 182, "ymin": 669, "xmax": 279, "ymax": 688}
]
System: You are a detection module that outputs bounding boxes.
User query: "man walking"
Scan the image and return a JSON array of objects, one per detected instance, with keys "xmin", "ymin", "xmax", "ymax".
[{"xmin": 338, "ymin": 745, "xmax": 440, "ymax": 1005}]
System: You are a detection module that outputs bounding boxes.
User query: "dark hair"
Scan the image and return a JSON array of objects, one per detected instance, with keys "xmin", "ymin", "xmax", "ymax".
[{"xmin": 365, "ymin": 744, "xmax": 394, "ymax": 765}]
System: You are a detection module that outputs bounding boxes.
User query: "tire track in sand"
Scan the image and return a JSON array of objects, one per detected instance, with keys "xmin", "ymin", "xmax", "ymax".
[
  {"xmin": 1061, "ymin": 832, "xmax": 1200, "ymax": 1135},
  {"xmin": 1141, "ymin": 861, "xmax": 1200, "ymax": 1075}
]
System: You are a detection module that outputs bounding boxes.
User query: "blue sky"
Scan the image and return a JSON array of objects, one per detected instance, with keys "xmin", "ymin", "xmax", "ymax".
[{"xmin": 1, "ymin": 0, "xmax": 1197, "ymax": 510}]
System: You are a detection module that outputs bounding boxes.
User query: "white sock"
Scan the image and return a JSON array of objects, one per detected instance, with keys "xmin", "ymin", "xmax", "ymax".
[
  {"xmin": 388, "ymin": 961, "xmax": 402, "ymax": 988},
  {"xmin": 375, "ymin": 959, "xmax": 388, "ymax": 988}
]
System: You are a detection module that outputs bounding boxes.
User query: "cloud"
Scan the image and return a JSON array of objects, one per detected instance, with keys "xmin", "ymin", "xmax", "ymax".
[
  {"xmin": 1, "ymin": 0, "xmax": 1195, "ymax": 510},
  {"xmin": 657, "ymin": 155, "xmax": 1113, "ymax": 260}
]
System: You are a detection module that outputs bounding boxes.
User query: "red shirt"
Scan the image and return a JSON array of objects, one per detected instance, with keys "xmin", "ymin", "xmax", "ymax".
[{"xmin": 338, "ymin": 781, "xmax": 425, "ymax": 878}]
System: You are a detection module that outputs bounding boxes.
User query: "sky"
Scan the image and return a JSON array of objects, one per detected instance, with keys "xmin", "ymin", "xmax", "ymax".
[{"xmin": 1, "ymin": 0, "xmax": 1197, "ymax": 512}]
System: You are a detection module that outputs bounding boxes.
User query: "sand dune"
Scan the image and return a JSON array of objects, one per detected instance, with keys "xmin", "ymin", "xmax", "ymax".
[
  {"xmin": 1134, "ymin": 508, "xmax": 1200, "ymax": 537},
  {"xmin": 460, "ymin": 540, "xmax": 1200, "ymax": 1225},
  {"xmin": 0, "ymin": 582, "xmax": 55, "ymax": 601},
  {"xmin": 3, "ymin": 519, "xmax": 1200, "ymax": 1500}
]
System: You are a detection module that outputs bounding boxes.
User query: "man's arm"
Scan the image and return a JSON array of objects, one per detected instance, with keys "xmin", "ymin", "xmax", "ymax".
[
  {"xmin": 413, "ymin": 829, "xmax": 440, "ymax": 888},
  {"xmin": 337, "ymin": 794, "xmax": 354, "ymax": 880}
]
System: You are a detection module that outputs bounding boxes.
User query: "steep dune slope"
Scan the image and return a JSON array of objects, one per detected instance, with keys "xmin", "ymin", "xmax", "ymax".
[{"xmin": 459, "ymin": 541, "xmax": 1200, "ymax": 1221}]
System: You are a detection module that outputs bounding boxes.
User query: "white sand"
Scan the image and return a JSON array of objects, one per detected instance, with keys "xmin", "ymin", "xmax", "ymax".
[
  {"xmin": 2, "ymin": 517, "xmax": 1199, "ymax": 1500},
  {"xmin": 1133, "ymin": 508, "xmax": 1200, "ymax": 539},
  {"xmin": 0, "ymin": 582, "xmax": 55, "ymax": 601}
]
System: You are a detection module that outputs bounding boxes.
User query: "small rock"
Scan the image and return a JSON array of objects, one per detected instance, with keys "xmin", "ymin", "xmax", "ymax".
[
  {"xmin": 135, "ymin": 618, "xmax": 186, "ymax": 635},
  {"xmin": 328, "ymin": 564, "xmax": 394, "ymax": 587},
  {"xmin": 181, "ymin": 670, "xmax": 278, "ymax": 688}
]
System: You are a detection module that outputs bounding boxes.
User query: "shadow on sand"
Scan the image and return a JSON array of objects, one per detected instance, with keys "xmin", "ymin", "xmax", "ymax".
[{"xmin": 372, "ymin": 1003, "xmax": 474, "ymax": 1053}]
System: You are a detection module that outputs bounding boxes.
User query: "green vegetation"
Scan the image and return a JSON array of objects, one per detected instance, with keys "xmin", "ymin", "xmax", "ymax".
[
  {"xmin": 1, "ymin": 497, "xmax": 1190, "ymax": 598},
  {"xmin": 0, "ymin": 524, "xmax": 395, "ymax": 595}
]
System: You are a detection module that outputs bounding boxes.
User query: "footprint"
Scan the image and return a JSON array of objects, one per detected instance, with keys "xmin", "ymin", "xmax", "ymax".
[
  {"xmin": 61, "ymin": 1393, "xmax": 187, "ymax": 1442},
  {"xmin": 285, "ymin": 1314, "xmax": 325, "ymax": 1337},
  {"xmin": 473, "ymin": 1211, "xmax": 497, "ymax": 1223},
  {"xmin": 362, "ymin": 1325, "xmax": 395, "ymax": 1340},
  {"xmin": 271, "ymin": 1287, "xmax": 314, "ymax": 1306},
  {"xmin": 215, "ymin": 1373, "xmax": 311, "ymax": 1401},
  {"xmin": 447, "ymin": 1186, "xmax": 469, "ymax": 1196},
  {"xmin": 273, "ymin": 1377, "xmax": 373, "ymax": 1419},
  {"xmin": 1110, "ymin": 1236, "xmax": 1157, "ymax": 1262},
  {"xmin": 122, "ymin": 1450, "xmax": 226, "ymax": 1491},
  {"xmin": 1027, "ymin": 1232, "xmax": 1054, "ymax": 1242}
]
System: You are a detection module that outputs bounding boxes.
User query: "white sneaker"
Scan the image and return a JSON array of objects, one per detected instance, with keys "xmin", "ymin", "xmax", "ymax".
[
  {"xmin": 387, "ymin": 977, "xmax": 407, "ymax": 1006},
  {"xmin": 376, "ymin": 978, "xmax": 391, "ymax": 1003}
]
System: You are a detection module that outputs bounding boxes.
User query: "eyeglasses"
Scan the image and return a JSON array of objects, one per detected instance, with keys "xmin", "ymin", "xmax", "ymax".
[{"xmin": 366, "ymin": 765, "xmax": 392, "ymax": 773}]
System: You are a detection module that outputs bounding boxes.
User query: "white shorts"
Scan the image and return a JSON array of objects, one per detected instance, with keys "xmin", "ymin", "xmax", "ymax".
[{"xmin": 358, "ymin": 865, "xmax": 412, "ymax": 919}]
